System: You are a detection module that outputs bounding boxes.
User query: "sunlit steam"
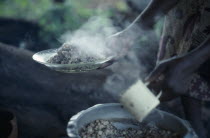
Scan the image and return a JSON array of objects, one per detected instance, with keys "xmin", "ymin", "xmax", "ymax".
[
  {"xmin": 60, "ymin": 16, "xmax": 120, "ymax": 59},
  {"xmin": 60, "ymin": 15, "xmax": 141, "ymax": 60},
  {"xmin": 59, "ymin": 14, "xmax": 151, "ymax": 100}
]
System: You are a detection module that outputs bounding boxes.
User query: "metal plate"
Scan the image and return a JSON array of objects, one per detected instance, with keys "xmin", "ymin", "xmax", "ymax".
[
  {"xmin": 32, "ymin": 49, "xmax": 114, "ymax": 73},
  {"xmin": 67, "ymin": 103, "xmax": 198, "ymax": 138}
]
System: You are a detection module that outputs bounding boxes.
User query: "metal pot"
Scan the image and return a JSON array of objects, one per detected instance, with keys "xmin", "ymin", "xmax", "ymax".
[{"xmin": 67, "ymin": 103, "xmax": 198, "ymax": 138}]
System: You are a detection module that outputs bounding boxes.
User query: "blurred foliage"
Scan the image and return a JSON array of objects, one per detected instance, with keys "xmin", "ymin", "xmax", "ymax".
[
  {"xmin": 0, "ymin": 0, "xmax": 53, "ymax": 19},
  {"xmin": 0, "ymin": 0, "xmax": 129, "ymax": 48},
  {"xmin": 0, "ymin": 0, "xmax": 162, "ymax": 49}
]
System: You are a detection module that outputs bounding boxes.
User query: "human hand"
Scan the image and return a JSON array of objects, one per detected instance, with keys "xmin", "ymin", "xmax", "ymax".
[
  {"xmin": 145, "ymin": 55, "xmax": 197, "ymax": 96},
  {"xmin": 104, "ymin": 52, "xmax": 160, "ymax": 121}
]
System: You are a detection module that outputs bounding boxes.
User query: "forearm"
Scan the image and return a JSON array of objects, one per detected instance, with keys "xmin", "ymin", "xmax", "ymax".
[
  {"xmin": 188, "ymin": 37, "xmax": 210, "ymax": 67},
  {"xmin": 139, "ymin": 0, "xmax": 180, "ymax": 29}
]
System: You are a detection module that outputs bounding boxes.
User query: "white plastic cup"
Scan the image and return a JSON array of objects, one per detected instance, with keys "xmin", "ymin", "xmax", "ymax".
[{"xmin": 120, "ymin": 79, "xmax": 160, "ymax": 122}]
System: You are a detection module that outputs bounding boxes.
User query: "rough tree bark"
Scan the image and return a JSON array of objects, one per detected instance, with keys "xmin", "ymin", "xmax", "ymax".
[{"xmin": 0, "ymin": 43, "xmax": 115, "ymax": 137}]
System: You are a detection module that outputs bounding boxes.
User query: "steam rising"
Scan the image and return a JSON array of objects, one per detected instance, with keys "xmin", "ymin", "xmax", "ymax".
[
  {"xmin": 59, "ymin": 14, "xmax": 154, "ymax": 100},
  {"xmin": 60, "ymin": 16, "xmax": 120, "ymax": 59},
  {"xmin": 104, "ymin": 51, "xmax": 141, "ymax": 99},
  {"xmin": 60, "ymin": 16, "xmax": 140, "ymax": 60}
]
